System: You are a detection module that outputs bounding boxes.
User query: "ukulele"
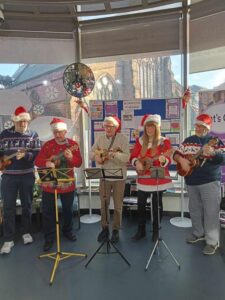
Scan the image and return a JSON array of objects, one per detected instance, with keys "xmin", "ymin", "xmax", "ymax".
[
  {"xmin": 47, "ymin": 144, "xmax": 78, "ymax": 168},
  {"xmin": 137, "ymin": 149, "xmax": 173, "ymax": 175},
  {"xmin": 95, "ymin": 147, "xmax": 123, "ymax": 164},
  {"xmin": 176, "ymin": 137, "xmax": 219, "ymax": 177},
  {"xmin": 0, "ymin": 149, "xmax": 27, "ymax": 171}
]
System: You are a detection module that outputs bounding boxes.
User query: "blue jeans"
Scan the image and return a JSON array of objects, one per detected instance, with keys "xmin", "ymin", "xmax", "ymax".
[{"xmin": 1, "ymin": 173, "xmax": 35, "ymax": 241}]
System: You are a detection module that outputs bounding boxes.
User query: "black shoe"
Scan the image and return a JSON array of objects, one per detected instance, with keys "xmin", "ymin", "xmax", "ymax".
[
  {"xmin": 97, "ymin": 228, "xmax": 109, "ymax": 242},
  {"xmin": 43, "ymin": 240, "xmax": 54, "ymax": 252},
  {"xmin": 63, "ymin": 232, "xmax": 77, "ymax": 241},
  {"xmin": 132, "ymin": 225, "xmax": 146, "ymax": 241},
  {"xmin": 111, "ymin": 230, "xmax": 119, "ymax": 243}
]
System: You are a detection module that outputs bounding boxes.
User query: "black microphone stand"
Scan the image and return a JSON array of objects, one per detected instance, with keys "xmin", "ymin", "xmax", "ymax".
[
  {"xmin": 144, "ymin": 167, "xmax": 181, "ymax": 271},
  {"xmin": 83, "ymin": 168, "xmax": 130, "ymax": 267}
]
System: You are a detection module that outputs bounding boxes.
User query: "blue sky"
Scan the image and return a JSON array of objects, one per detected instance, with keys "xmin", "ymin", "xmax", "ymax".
[
  {"xmin": 171, "ymin": 55, "xmax": 225, "ymax": 90},
  {"xmin": 1, "ymin": 59, "xmax": 225, "ymax": 90},
  {"xmin": 0, "ymin": 64, "xmax": 21, "ymax": 77}
]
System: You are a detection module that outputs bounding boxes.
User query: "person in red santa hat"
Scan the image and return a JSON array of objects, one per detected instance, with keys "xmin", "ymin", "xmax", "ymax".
[
  {"xmin": 35, "ymin": 118, "xmax": 82, "ymax": 251},
  {"xmin": 0, "ymin": 106, "xmax": 41, "ymax": 255},
  {"xmin": 90, "ymin": 115, "xmax": 130, "ymax": 243},
  {"xmin": 130, "ymin": 114, "xmax": 173, "ymax": 242},
  {"xmin": 173, "ymin": 113, "xmax": 225, "ymax": 255}
]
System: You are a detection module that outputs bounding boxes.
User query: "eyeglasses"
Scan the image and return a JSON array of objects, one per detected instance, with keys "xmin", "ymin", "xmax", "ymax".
[
  {"xmin": 103, "ymin": 125, "xmax": 115, "ymax": 129},
  {"xmin": 53, "ymin": 130, "xmax": 66, "ymax": 135}
]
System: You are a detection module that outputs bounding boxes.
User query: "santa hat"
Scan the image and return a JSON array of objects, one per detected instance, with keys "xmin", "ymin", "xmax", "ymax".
[
  {"xmin": 195, "ymin": 114, "xmax": 212, "ymax": 130},
  {"xmin": 141, "ymin": 114, "xmax": 161, "ymax": 127},
  {"xmin": 104, "ymin": 116, "xmax": 121, "ymax": 132},
  {"xmin": 11, "ymin": 106, "xmax": 31, "ymax": 122},
  {"xmin": 50, "ymin": 118, "xmax": 67, "ymax": 131}
]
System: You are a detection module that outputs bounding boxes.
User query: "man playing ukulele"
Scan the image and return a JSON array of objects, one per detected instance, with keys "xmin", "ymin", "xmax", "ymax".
[
  {"xmin": 173, "ymin": 114, "xmax": 225, "ymax": 255},
  {"xmin": 0, "ymin": 106, "xmax": 41, "ymax": 254},
  {"xmin": 90, "ymin": 116, "xmax": 130, "ymax": 243},
  {"xmin": 35, "ymin": 118, "xmax": 82, "ymax": 251}
]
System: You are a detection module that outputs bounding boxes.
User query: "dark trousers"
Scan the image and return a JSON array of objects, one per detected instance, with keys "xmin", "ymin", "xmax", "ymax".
[
  {"xmin": 1, "ymin": 173, "xmax": 35, "ymax": 241},
  {"xmin": 42, "ymin": 190, "xmax": 74, "ymax": 242},
  {"xmin": 137, "ymin": 190, "xmax": 163, "ymax": 231}
]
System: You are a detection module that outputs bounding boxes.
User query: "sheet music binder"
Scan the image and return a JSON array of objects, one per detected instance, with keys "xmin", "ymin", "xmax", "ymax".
[
  {"xmin": 36, "ymin": 167, "xmax": 58, "ymax": 183},
  {"xmin": 84, "ymin": 168, "xmax": 123, "ymax": 180},
  {"xmin": 149, "ymin": 167, "xmax": 165, "ymax": 179},
  {"xmin": 36, "ymin": 167, "xmax": 74, "ymax": 184}
]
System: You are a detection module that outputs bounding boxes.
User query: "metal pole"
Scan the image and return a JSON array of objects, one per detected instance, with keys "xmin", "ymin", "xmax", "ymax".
[
  {"xmin": 74, "ymin": 21, "xmax": 100, "ymax": 224},
  {"xmin": 170, "ymin": 0, "xmax": 192, "ymax": 228}
]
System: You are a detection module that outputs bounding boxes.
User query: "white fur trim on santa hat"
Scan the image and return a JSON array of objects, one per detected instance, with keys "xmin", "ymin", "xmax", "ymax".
[
  {"xmin": 104, "ymin": 116, "xmax": 120, "ymax": 128},
  {"xmin": 143, "ymin": 114, "xmax": 161, "ymax": 126},
  {"xmin": 195, "ymin": 120, "xmax": 210, "ymax": 130},
  {"xmin": 12, "ymin": 113, "xmax": 31, "ymax": 122},
  {"xmin": 50, "ymin": 122, "xmax": 67, "ymax": 131}
]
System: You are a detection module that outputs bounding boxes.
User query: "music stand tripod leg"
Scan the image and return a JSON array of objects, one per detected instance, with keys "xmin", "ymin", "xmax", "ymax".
[
  {"xmin": 38, "ymin": 169, "xmax": 87, "ymax": 285},
  {"xmin": 50, "ymin": 255, "xmax": 60, "ymax": 285},
  {"xmin": 84, "ymin": 168, "xmax": 130, "ymax": 267},
  {"xmin": 161, "ymin": 239, "xmax": 181, "ymax": 269},
  {"xmin": 144, "ymin": 167, "xmax": 181, "ymax": 271},
  {"xmin": 109, "ymin": 241, "xmax": 131, "ymax": 266},
  {"xmin": 85, "ymin": 239, "xmax": 107, "ymax": 267},
  {"xmin": 85, "ymin": 237, "xmax": 130, "ymax": 267},
  {"xmin": 145, "ymin": 239, "xmax": 159, "ymax": 271}
]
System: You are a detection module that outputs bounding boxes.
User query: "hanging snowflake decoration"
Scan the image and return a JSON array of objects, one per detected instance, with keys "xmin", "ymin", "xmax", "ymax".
[
  {"xmin": 4, "ymin": 120, "xmax": 14, "ymax": 129},
  {"xmin": 46, "ymin": 86, "xmax": 59, "ymax": 101},
  {"xmin": 33, "ymin": 104, "xmax": 45, "ymax": 115}
]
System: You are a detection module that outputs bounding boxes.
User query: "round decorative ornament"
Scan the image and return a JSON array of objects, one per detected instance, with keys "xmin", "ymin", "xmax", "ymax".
[{"xmin": 63, "ymin": 63, "xmax": 95, "ymax": 98}]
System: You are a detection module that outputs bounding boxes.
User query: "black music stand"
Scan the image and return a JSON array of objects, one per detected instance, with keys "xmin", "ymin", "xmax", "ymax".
[
  {"xmin": 36, "ymin": 167, "xmax": 87, "ymax": 285},
  {"xmin": 83, "ymin": 167, "xmax": 130, "ymax": 267},
  {"xmin": 144, "ymin": 167, "xmax": 181, "ymax": 271}
]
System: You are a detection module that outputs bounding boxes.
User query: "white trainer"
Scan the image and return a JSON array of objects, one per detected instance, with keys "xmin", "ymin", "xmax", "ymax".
[
  {"xmin": 22, "ymin": 233, "xmax": 33, "ymax": 245},
  {"xmin": 0, "ymin": 241, "xmax": 15, "ymax": 254}
]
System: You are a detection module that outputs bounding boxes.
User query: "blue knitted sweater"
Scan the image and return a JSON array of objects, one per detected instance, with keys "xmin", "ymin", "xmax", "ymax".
[
  {"xmin": 0, "ymin": 126, "xmax": 41, "ymax": 175},
  {"xmin": 175, "ymin": 134, "xmax": 225, "ymax": 186}
]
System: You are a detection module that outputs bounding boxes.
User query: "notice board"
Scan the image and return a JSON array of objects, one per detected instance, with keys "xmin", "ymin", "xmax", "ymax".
[{"xmin": 90, "ymin": 98, "xmax": 182, "ymax": 170}]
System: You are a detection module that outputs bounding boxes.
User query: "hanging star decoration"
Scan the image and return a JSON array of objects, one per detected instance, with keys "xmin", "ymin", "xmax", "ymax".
[
  {"xmin": 182, "ymin": 88, "xmax": 191, "ymax": 109},
  {"xmin": 74, "ymin": 98, "xmax": 89, "ymax": 115}
]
